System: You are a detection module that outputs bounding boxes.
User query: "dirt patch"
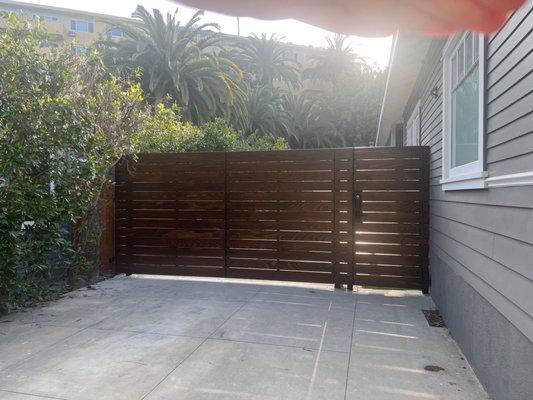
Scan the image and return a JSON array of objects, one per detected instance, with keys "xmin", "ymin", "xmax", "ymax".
[
  {"xmin": 425, "ymin": 365, "xmax": 445, "ymax": 372},
  {"xmin": 422, "ymin": 309, "xmax": 446, "ymax": 328}
]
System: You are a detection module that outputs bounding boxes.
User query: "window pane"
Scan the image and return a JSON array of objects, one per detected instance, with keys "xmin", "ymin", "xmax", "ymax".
[
  {"xmin": 452, "ymin": 53, "xmax": 457, "ymax": 87},
  {"xmin": 452, "ymin": 65, "xmax": 479, "ymax": 167},
  {"xmin": 71, "ymin": 20, "xmax": 93, "ymax": 32},
  {"xmin": 474, "ymin": 34, "xmax": 479, "ymax": 62},
  {"xmin": 109, "ymin": 27, "xmax": 124, "ymax": 37},
  {"xmin": 465, "ymin": 33, "xmax": 473, "ymax": 69},
  {"xmin": 457, "ymin": 42, "xmax": 465, "ymax": 80}
]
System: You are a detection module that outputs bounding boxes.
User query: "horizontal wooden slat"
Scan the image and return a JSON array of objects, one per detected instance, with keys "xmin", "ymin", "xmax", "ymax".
[
  {"xmin": 355, "ymin": 158, "xmax": 422, "ymax": 170},
  {"xmin": 118, "ymin": 264, "xmax": 225, "ymax": 277},
  {"xmin": 228, "ymin": 220, "xmax": 334, "ymax": 231},
  {"xmin": 118, "ymin": 235, "xmax": 224, "ymax": 249},
  {"xmin": 356, "ymin": 264, "xmax": 422, "ymax": 277},
  {"xmin": 229, "ymin": 170, "xmax": 334, "ymax": 181},
  {"xmin": 229, "ymin": 181, "xmax": 333, "ymax": 191},
  {"xmin": 229, "ymin": 191, "xmax": 334, "ymax": 201},
  {"xmin": 356, "ymin": 254, "xmax": 421, "ymax": 266},
  {"xmin": 125, "ymin": 254, "xmax": 225, "ymax": 267},
  {"xmin": 357, "ymin": 181, "xmax": 423, "ymax": 190},
  {"xmin": 361, "ymin": 192, "xmax": 422, "ymax": 201},
  {"xmin": 229, "ymin": 240, "xmax": 333, "ymax": 252},
  {"xmin": 117, "ymin": 191, "xmax": 224, "ymax": 201},
  {"xmin": 228, "ymin": 211, "xmax": 334, "ymax": 221},
  {"xmin": 228, "ymin": 149, "xmax": 334, "ymax": 162},
  {"xmin": 229, "ymin": 201, "xmax": 333, "ymax": 212},
  {"xmin": 121, "ymin": 182, "xmax": 225, "ymax": 191},
  {"xmin": 228, "ymin": 160, "xmax": 334, "ymax": 172},
  {"xmin": 228, "ymin": 230, "xmax": 340, "ymax": 242},
  {"xmin": 227, "ymin": 259, "xmax": 332, "ymax": 272},
  {"xmin": 117, "ymin": 210, "xmax": 225, "ymax": 219},
  {"xmin": 228, "ymin": 249, "xmax": 333, "ymax": 262},
  {"xmin": 356, "ymin": 233, "xmax": 421, "ymax": 245},
  {"xmin": 356, "ymin": 169, "xmax": 422, "ymax": 180},
  {"xmin": 356, "ymin": 243, "xmax": 421, "ymax": 256},
  {"xmin": 118, "ymin": 245, "xmax": 224, "ymax": 257},
  {"xmin": 355, "ymin": 222, "xmax": 421, "ymax": 234},
  {"xmin": 362, "ymin": 202, "xmax": 421, "ymax": 212},
  {"xmin": 363, "ymin": 212, "xmax": 421, "ymax": 223}
]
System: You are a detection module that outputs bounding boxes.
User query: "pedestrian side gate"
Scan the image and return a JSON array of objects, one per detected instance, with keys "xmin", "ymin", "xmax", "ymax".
[{"xmin": 115, "ymin": 147, "xmax": 429, "ymax": 292}]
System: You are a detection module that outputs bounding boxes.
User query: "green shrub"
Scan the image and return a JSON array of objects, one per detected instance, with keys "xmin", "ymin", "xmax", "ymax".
[
  {"xmin": 135, "ymin": 103, "xmax": 288, "ymax": 153},
  {"xmin": 0, "ymin": 14, "xmax": 290, "ymax": 314},
  {"xmin": 0, "ymin": 15, "xmax": 145, "ymax": 314},
  {"xmin": 239, "ymin": 133, "xmax": 290, "ymax": 151}
]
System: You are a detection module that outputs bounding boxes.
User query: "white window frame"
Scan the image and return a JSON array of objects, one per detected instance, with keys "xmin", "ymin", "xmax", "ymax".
[
  {"xmin": 108, "ymin": 27, "xmax": 124, "ymax": 38},
  {"xmin": 34, "ymin": 14, "xmax": 60, "ymax": 22},
  {"xmin": 405, "ymin": 101, "xmax": 420, "ymax": 146},
  {"xmin": 441, "ymin": 32, "xmax": 487, "ymax": 191},
  {"xmin": 70, "ymin": 20, "xmax": 94, "ymax": 33}
]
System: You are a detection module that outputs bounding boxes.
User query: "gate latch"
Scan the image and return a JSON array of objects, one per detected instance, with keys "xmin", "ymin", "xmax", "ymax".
[{"xmin": 354, "ymin": 190, "xmax": 363, "ymax": 222}]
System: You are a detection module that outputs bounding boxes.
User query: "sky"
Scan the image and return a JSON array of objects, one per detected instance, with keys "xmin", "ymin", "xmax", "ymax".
[{"xmin": 15, "ymin": 0, "xmax": 393, "ymax": 68}]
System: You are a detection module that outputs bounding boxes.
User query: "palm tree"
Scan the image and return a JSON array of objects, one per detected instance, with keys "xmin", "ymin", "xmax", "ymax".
[
  {"xmin": 100, "ymin": 6, "xmax": 246, "ymax": 124},
  {"xmin": 282, "ymin": 93, "xmax": 341, "ymax": 149},
  {"xmin": 304, "ymin": 34, "xmax": 361, "ymax": 89},
  {"xmin": 240, "ymin": 84, "xmax": 288, "ymax": 138},
  {"xmin": 231, "ymin": 34, "xmax": 300, "ymax": 88}
]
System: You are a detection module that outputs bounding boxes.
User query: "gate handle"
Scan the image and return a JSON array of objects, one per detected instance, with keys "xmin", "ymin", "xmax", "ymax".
[{"xmin": 354, "ymin": 190, "xmax": 363, "ymax": 221}]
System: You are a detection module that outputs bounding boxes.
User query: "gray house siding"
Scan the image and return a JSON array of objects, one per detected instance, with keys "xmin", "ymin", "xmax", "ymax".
[{"xmin": 401, "ymin": 4, "xmax": 533, "ymax": 399}]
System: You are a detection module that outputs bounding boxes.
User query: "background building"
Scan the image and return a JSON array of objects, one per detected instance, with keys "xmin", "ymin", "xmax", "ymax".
[
  {"xmin": 0, "ymin": 0, "xmax": 327, "ymax": 91},
  {"xmin": 0, "ymin": 0, "xmax": 131, "ymax": 52}
]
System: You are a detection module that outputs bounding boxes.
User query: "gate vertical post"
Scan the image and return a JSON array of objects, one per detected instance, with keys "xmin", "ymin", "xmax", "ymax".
[
  {"xmin": 351, "ymin": 148, "xmax": 357, "ymax": 290},
  {"xmin": 174, "ymin": 154, "xmax": 179, "ymax": 273},
  {"xmin": 420, "ymin": 147, "xmax": 430, "ymax": 293},
  {"xmin": 123, "ymin": 159, "xmax": 133, "ymax": 276},
  {"xmin": 111, "ymin": 166, "xmax": 119, "ymax": 276},
  {"xmin": 332, "ymin": 149, "xmax": 356, "ymax": 290},
  {"xmin": 333, "ymin": 150, "xmax": 339, "ymax": 288},
  {"xmin": 223, "ymin": 152, "xmax": 229, "ymax": 278}
]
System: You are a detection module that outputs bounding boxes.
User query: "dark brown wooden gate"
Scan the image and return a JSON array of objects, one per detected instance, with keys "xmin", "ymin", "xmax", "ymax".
[
  {"xmin": 353, "ymin": 147, "xmax": 429, "ymax": 291},
  {"xmin": 115, "ymin": 147, "xmax": 429, "ymax": 291}
]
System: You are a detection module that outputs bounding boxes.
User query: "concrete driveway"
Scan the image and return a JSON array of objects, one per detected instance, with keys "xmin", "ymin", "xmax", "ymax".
[{"xmin": 0, "ymin": 275, "xmax": 487, "ymax": 400}]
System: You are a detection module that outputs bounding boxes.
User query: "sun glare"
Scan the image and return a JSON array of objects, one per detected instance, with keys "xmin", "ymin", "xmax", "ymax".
[{"xmin": 22, "ymin": 0, "xmax": 393, "ymax": 68}]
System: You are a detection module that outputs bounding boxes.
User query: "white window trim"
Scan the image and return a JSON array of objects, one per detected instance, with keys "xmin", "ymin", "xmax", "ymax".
[
  {"xmin": 405, "ymin": 100, "xmax": 421, "ymax": 146},
  {"xmin": 486, "ymin": 171, "xmax": 533, "ymax": 188},
  {"xmin": 441, "ymin": 32, "xmax": 487, "ymax": 191}
]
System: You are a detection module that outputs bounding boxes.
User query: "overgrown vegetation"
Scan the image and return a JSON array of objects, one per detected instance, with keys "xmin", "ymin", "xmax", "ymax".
[
  {"xmin": 101, "ymin": 6, "xmax": 386, "ymax": 148},
  {"xmin": 100, "ymin": 7, "xmax": 248, "ymax": 125},
  {"xmin": 0, "ymin": 16, "xmax": 286, "ymax": 314},
  {"xmin": 134, "ymin": 103, "xmax": 288, "ymax": 153},
  {"xmin": 0, "ymin": 16, "xmax": 145, "ymax": 313},
  {"xmin": 0, "ymin": 7, "xmax": 386, "ymax": 313}
]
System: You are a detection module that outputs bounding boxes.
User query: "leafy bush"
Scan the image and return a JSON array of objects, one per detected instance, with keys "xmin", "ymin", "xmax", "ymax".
[
  {"xmin": 240, "ymin": 134, "xmax": 290, "ymax": 151},
  {"xmin": 180, "ymin": 119, "xmax": 240, "ymax": 152},
  {"xmin": 135, "ymin": 103, "xmax": 288, "ymax": 153},
  {"xmin": 0, "ymin": 15, "xmax": 145, "ymax": 314}
]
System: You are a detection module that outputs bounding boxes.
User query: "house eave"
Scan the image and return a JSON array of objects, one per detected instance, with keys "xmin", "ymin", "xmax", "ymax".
[{"xmin": 375, "ymin": 34, "xmax": 432, "ymax": 146}]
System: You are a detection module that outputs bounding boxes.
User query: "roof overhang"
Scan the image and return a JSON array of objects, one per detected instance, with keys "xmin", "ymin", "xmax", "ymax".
[{"xmin": 375, "ymin": 34, "xmax": 432, "ymax": 146}]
